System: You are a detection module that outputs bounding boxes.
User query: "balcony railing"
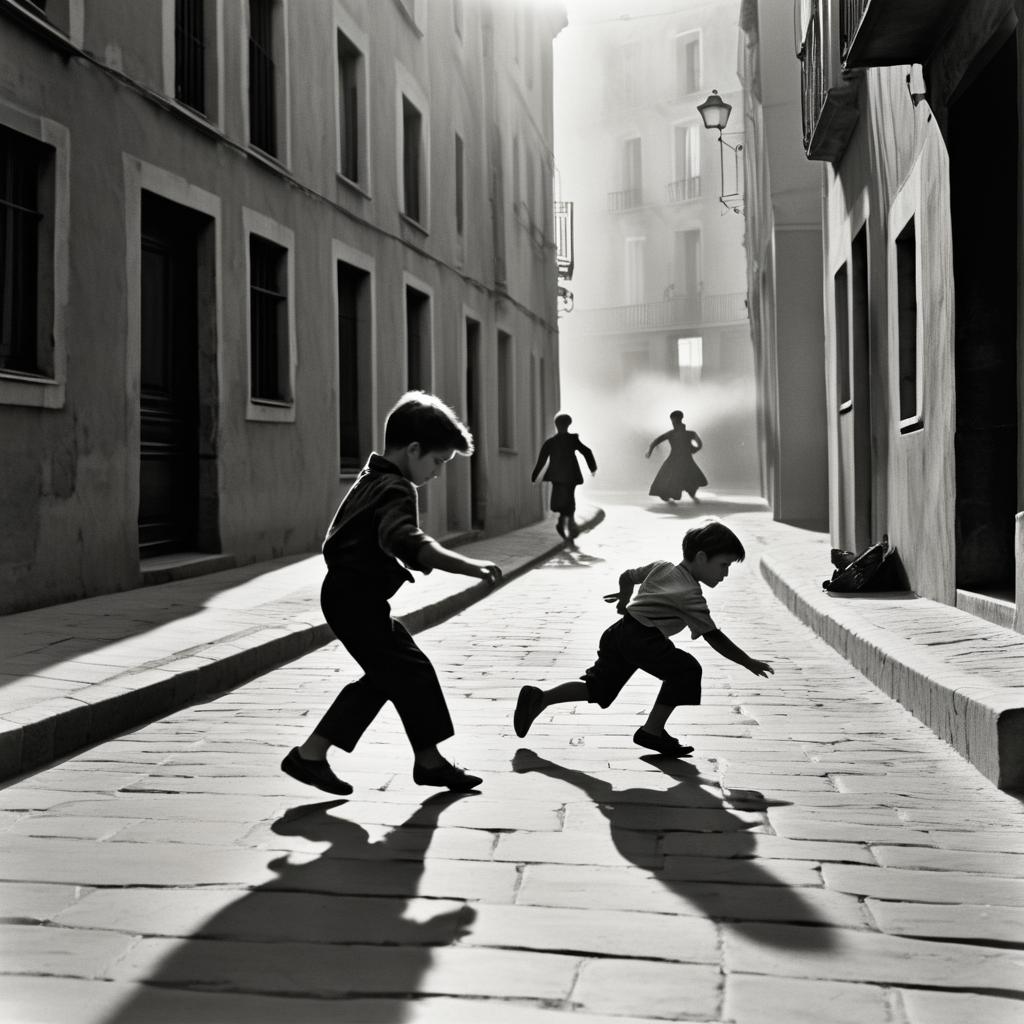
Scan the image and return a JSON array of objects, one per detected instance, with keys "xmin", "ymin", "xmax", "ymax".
[
  {"xmin": 607, "ymin": 188, "xmax": 643, "ymax": 212},
  {"xmin": 554, "ymin": 200, "xmax": 574, "ymax": 280},
  {"xmin": 666, "ymin": 176, "xmax": 701, "ymax": 203},
  {"xmin": 567, "ymin": 291, "xmax": 747, "ymax": 334},
  {"xmin": 841, "ymin": 0, "xmax": 963, "ymax": 68},
  {"xmin": 799, "ymin": 0, "xmax": 859, "ymax": 161}
]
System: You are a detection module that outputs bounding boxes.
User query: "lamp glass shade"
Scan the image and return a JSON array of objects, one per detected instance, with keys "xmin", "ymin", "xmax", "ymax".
[{"xmin": 697, "ymin": 91, "xmax": 732, "ymax": 130}]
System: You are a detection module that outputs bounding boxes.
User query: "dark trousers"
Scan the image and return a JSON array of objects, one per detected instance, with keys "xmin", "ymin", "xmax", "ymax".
[
  {"xmin": 583, "ymin": 613, "xmax": 703, "ymax": 709},
  {"xmin": 313, "ymin": 570, "xmax": 455, "ymax": 752}
]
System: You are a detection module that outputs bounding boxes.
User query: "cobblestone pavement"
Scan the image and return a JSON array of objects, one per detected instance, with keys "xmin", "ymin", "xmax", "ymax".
[{"xmin": 2, "ymin": 497, "xmax": 1023, "ymax": 1023}]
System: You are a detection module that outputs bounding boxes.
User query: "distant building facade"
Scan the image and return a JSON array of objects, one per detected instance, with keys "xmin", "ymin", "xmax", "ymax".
[
  {"xmin": 0, "ymin": 0, "xmax": 566, "ymax": 614},
  {"xmin": 743, "ymin": 0, "xmax": 1023, "ymax": 627},
  {"xmin": 555, "ymin": 0, "xmax": 758, "ymax": 496}
]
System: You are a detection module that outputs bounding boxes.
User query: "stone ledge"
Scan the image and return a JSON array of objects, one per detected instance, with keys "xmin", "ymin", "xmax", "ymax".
[{"xmin": 760, "ymin": 553, "xmax": 1024, "ymax": 792}]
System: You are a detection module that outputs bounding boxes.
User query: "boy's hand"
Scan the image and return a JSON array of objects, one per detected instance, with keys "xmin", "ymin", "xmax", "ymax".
[
  {"xmin": 745, "ymin": 658, "xmax": 774, "ymax": 678},
  {"xmin": 471, "ymin": 560, "xmax": 502, "ymax": 584}
]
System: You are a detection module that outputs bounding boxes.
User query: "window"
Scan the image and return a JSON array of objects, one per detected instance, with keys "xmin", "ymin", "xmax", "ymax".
[
  {"xmin": 402, "ymin": 96, "xmax": 423, "ymax": 222},
  {"xmin": 512, "ymin": 135, "xmax": 521, "ymax": 214},
  {"xmin": 248, "ymin": 235, "xmax": 288, "ymax": 402},
  {"xmin": 677, "ymin": 336, "xmax": 703, "ymax": 384},
  {"xmin": 337, "ymin": 261, "xmax": 370, "ymax": 470},
  {"xmin": 175, "ymin": 0, "xmax": 206, "ymax": 113},
  {"xmin": 337, "ymin": 29, "xmax": 362, "ymax": 183},
  {"xmin": 0, "ymin": 125, "xmax": 46, "ymax": 377},
  {"xmin": 834, "ymin": 262, "xmax": 850, "ymax": 408},
  {"xmin": 248, "ymin": 0, "xmax": 276, "ymax": 156},
  {"xmin": 674, "ymin": 229, "xmax": 700, "ymax": 295},
  {"xmin": 671, "ymin": 124, "xmax": 700, "ymax": 201},
  {"xmin": 497, "ymin": 330, "xmax": 514, "ymax": 449},
  {"xmin": 895, "ymin": 218, "xmax": 919, "ymax": 427},
  {"xmin": 625, "ymin": 237, "xmax": 645, "ymax": 305},
  {"xmin": 623, "ymin": 136, "xmax": 642, "ymax": 206},
  {"xmin": 676, "ymin": 32, "xmax": 701, "ymax": 97},
  {"xmin": 405, "ymin": 285, "xmax": 430, "ymax": 391},
  {"xmin": 455, "ymin": 133, "xmax": 464, "ymax": 235}
]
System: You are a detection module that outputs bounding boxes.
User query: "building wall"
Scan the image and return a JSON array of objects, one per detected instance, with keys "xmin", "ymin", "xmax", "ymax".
[
  {"xmin": 0, "ymin": 0, "xmax": 566, "ymax": 613},
  {"xmin": 555, "ymin": 0, "xmax": 759, "ymax": 496}
]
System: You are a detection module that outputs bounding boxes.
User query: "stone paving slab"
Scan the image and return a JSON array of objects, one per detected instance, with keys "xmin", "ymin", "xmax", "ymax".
[{"xmin": 3, "ymin": 497, "xmax": 1024, "ymax": 1021}]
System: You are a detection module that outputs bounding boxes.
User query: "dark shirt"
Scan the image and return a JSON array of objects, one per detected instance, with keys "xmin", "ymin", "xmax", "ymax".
[
  {"xmin": 531, "ymin": 432, "xmax": 597, "ymax": 485},
  {"xmin": 322, "ymin": 454, "xmax": 435, "ymax": 595}
]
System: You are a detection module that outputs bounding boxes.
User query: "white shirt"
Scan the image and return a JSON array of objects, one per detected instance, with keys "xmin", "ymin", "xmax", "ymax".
[{"xmin": 625, "ymin": 560, "xmax": 717, "ymax": 639}]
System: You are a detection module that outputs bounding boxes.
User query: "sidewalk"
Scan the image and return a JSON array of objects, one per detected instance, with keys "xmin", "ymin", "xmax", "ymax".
[{"xmin": 0, "ymin": 506, "xmax": 604, "ymax": 784}]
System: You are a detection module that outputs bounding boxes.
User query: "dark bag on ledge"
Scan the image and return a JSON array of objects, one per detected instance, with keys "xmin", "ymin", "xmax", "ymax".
[{"xmin": 823, "ymin": 535, "xmax": 909, "ymax": 593}]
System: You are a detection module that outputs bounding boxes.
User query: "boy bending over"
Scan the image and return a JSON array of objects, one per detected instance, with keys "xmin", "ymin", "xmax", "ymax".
[{"xmin": 513, "ymin": 521, "xmax": 772, "ymax": 755}]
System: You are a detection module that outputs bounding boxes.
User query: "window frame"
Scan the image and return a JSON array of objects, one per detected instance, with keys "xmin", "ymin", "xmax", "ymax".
[
  {"xmin": 334, "ymin": 11, "xmax": 369, "ymax": 191},
  {"xmin": 674, "ymin": 29, "xmax": 702, "ymax": 99},
  {"xmin": 497, "ymin": 329, "xmax": 515, "ymax": 452},
  {"xmin": 244, "ymin": 0, "xmax": 290, "ymax": 165},
  {"xmin": 395, "ymin": 63, "xmax": 430, "ymax": 231},
  {"xmin": 0, "ymin": 107, "xmax": 68, "ymax": 411},
  {"xmin": 242, "ymin": 207, "xmax": 295, "ymax": 422}
]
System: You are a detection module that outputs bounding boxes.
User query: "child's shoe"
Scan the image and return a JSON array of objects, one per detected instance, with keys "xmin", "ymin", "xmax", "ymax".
[
  {"xmin": 281, "ymin": 748, "xmax": 353, "ymax": 795},
  {"xmin": 413, "ymin": 760, "xmax": 482, "ymax": 792},
  {"xmin": 632, "ymin": 728, "xmax": 694, "ymax": 758},
  {"xmin": 514, "ymin": 685, "xmax": 544, "ymax": 738}
]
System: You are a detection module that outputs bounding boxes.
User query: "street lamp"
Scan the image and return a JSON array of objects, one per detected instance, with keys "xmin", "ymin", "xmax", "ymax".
[{"xmin": 697, "ymin": 89, "xmax": 743, "ymax": 214}]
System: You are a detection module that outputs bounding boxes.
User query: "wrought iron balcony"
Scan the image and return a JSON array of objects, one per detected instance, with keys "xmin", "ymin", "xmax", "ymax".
[
  {"xmin": 607, "ymin": 188, "xmax": 643, "ymax": 212},
  {"xmin": 666, "ymin": 176, "xmax": 701, "ymax": 203},
  {"xmin": 566, "ymin": 291, "xmax": 747, "ymax": 334},
  {"xmin": 841, "ymin": 0, "xmax": 963, "ymax": 68},
  {"xmin": 554, "ymin": 200, "xmax": 574, "ymax": 280},
  {"xmin": 800, "ymin": 0, "xmax": 859, "ymax": 162}
]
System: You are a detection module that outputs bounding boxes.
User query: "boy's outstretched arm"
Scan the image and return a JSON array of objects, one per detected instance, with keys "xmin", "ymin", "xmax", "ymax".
[
  {"xmin": 419, "ymin": 540, "xmax": 502, "ymax": 583},
  {"xmin": 701, "ymin": 629, "xmax": 773, "ymax": 677}
]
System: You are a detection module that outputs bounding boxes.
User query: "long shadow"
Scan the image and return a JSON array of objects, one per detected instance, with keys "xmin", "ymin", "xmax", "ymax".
[
  {"xmin": 100, "ymin": 792, "xmax": 476, "ymax": 1024},
  {"xmin": 644, "ymin": 496, "xmax": 768, "ymax": 518},
  {"xmin": 513, "ymin": 748, "xmax": 837, "ymax": 951},
  {"xmin": 542, "ymin": 545, "xmax": 607, "ymax": 570}
]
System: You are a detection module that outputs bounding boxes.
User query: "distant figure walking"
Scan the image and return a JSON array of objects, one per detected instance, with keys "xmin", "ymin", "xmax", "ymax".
[
  {"xmin": 531, "ymin": 412, "xmax": 597, "ymax": 541},
  {"xmin": 646, "ymin": 410, "xmax": 706, "ymax": 503}
]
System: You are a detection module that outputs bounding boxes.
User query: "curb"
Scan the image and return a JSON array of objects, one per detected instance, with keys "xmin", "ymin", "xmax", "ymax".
[
  {"xmin": 759, "ymin": 551, "xmax": 1024, "ymax": 792},
  {"xmin": 0, "ymin": 508, "xmax": 605, "ymax": 784}
]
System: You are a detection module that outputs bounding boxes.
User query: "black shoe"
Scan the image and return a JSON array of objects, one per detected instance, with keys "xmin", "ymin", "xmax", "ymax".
[
  {"xmin": 632, "ymin": 728, "xmax": 694, "ymax": 758},
  {"xmin": 413, "ymin": 760, "xmax": 482, "ymax": 792},
  {"xmin": 281, "ymin": 748, "xmax": 353, "ymax": 795},
  {"xmin": 514, "ymin": 685, "xmax": 544, "ymax": 738}
]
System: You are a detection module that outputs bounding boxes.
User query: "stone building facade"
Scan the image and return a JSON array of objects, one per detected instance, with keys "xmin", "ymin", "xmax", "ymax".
[{"xmin": 0, "ymin": 0, "xmax": 566, "ymax": 614}]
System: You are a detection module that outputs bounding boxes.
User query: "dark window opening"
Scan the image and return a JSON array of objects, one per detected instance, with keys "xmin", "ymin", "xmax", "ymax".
[
  {"xmin": 406, "ymin": 285, "xmax": 430, "ymax": 391},
  {"xmin": 834, "ymin": 262, "xmax": 850, "ymax": 408},
  {"xmin": 337, "ymin": 261, "xmax": 369, "ymax": 470},
  {"xmin": 402, "ymin": 96, "xmax": 423, "ymax": 222},
  {"xmin": 455, "ymin": 133, "xmax": 465, "ymax": 235},
  {"xmin": 249, "ymin": 235, "xmax": 287, "ymax": 401},
  {"xmin": 338, "ymin": 31, "xmax": 361, "ymax": 182},
  {"xmin": 175, "ymin": 0, "xmax": 206, "ymax": 113},
  {"xmin": 895, "ymin": 218, "xmax": 918, "ymax": 424},
  {"xmin": 0, "ymin": 125, "xmax": 44, "ymax": 376},
  {"xmin": 248, "ymin": 0, "xmax": 276, "ymax": 156},
  {"xmin": 497, "ymin": 330, "xmax": 514, "ymax": 449}
]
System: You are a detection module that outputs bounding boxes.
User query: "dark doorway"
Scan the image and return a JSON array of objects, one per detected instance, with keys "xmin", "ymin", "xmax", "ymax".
[
  {"xmin": 948, "ymin": 29, "xmax": 1019, "ymax": 593},
  {"xmin": 850, "ymin": 224, "xmax": 872, "ymax": 550},
  {"xmin": 465, "ymin": 317, "xmax": 484, "ymax": 529},
  {"xmin": 139, "ymin": 193, "xmax": 201, "ymax": 557}
]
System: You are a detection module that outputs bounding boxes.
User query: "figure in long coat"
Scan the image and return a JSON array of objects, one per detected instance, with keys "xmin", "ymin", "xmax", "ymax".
[
  {"xmin": 646, "ymin": 410, "xmax": 707, "ymax": 502},
  {"xmin": 532, "ymin": 412, "xmax": 597, "ymax": 540}
]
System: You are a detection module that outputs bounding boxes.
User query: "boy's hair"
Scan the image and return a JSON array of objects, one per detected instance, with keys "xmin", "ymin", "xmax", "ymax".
[
  {"xmin": 383, "ymin": 390, "xmax": 474, "ymax": 455},
  {"xmin": 553, "ymin": 412, "xmax": 573, "ymax": 429},
  {"xmin": 670, "ymin": 410, "xmax": 684, "ymax": 422},
  {"xmin": 682, "ymin": 520, "xmax": 745, "ymax": 562}
]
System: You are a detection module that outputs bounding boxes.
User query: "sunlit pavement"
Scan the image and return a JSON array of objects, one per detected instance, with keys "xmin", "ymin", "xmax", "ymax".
[{"xmin": 2, "ymin": 494, "xmax": 1023, "ymax": 1023}]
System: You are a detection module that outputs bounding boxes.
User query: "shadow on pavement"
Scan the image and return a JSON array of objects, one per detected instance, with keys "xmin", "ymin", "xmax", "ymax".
[
  {"xmin": 99, "ymin": 792, "xmax": 476, "ymax": 1024},
  {"xmin": 644, "ymin": 497, "xmax": 767, "ymax": 519},
  {"xmin": 513, "ymin": 748, "xmax": 837, "ymax": 951},
  {"xmin": 542, "ymin": 544, "xmax": 607, "ymax": 570}
]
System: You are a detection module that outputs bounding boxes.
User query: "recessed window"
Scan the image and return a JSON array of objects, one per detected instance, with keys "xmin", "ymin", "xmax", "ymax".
[
  {"xmin": 896, "ymin": 217, "xmax": 920, "ymax": 428},
  {"xmin": 0, "ymin": 125, "xmax": 47, "ymax": 377},
  {"xmin": 402, "ymin": 95, "xmax": 423, "ymax": 222},
  {"xmin": 337, "ymin": 261, "xmax": 370, "ymax": 470},
  {"xmin": 248, "ymin": 234, "xmax": 288, "ymax": 402},
  {"xmin": 175, "ymin": 0, "xmax": 206, "ymax": 114},
  {"xmin": 676, "ymin": 31, "xmax": 701, "ymax": 97},
  {"xmin": 497, "ymin": 330, "xmax": 514, "ymax": 449},
  {"xmin": 455, "ymin": 133, "xmax": 465, "ymax": 236},
  {"xmin": 248, "ymin": 0, "xmax": 277, "ymax": 156},
  {"xmin": 670, "ymin": 124, "xmax": 700, "ymax": 202},
  {"xmin": 405, "ymin": 285, "xmax": 431, "ymax": 391},
  {"xmin": 337, "ymin": 29, "xmax": 363, "ymax": 184},
  {"xmin": 834, "ymin": 262, "xmax": 850, "ymax": 409}
]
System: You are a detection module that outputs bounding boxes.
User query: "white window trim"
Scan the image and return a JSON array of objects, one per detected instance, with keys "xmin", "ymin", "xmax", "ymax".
[
  {"xmin": 160, "ymin": 0, "xmax": 226, "ymax": 127},
  {"xmin": 333, "ymin": 3, "xmax": 371, "ymax": 193},
  {"xmin": 670, "ymin": 120, "xmax": 701, "ymax": 183},
  {"xmin": 889, "ymin": 160, "xmax": 924, "ymax": 435},
  {"xmin": 240, "ymin": 0, "xmax": 292, "ymax": 168},
  {"xmin": 0, "ymin": 106, "xmax": 70, "ymax": 411},
  {"xmin": 332, "ymin": 238, "xmax": 378, "ymax": 452},
  {"xmin": 395, "ymin": 60, "xmax": 430, "ymax": 231},
  {"xmin": 673, "ymin": 28, "xmax": 702, "ymax": 97},
  {"xmin": 243, "ymin": 207, "xmax": 296, "ymax": 423},
  {"xmin": 401, "ymin": 270, "xmax": 434, "ymax": 393}
]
